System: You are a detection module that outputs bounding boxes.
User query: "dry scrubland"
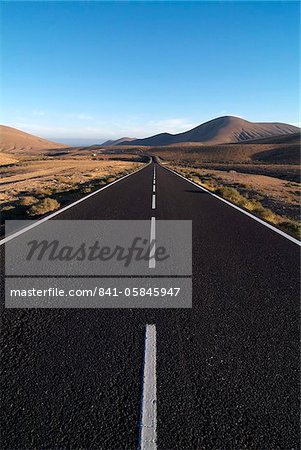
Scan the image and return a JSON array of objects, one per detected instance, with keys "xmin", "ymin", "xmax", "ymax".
[
  {"xmin": 147, "ymin": 139, "xmax": 300, "ymax": 165},
  {"xmin": 167, "ymin": 165, "xmax": 300, "ymax": 236},
  {"xmin": 0, "ymin": 152, "xmax": 145, "ymax": 224},
  {"xmin": 144, "ymin": 141, "xmax": 300, "ymax": 238},
  {"xmin": 1, "ymin": 125, "xmax": 300, "ymax": 239}
]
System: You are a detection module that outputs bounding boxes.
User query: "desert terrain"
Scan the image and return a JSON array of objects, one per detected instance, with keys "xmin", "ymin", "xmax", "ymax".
[
  {"xmin": 0, "ymin": 126, "xmax": 146, "ymax": 232},
  {"xmin": 1, "ymin": 121, "xmax": 300, "ymax": 238},
  {"xmin": 0, "ymin": 155, "xmax": 144, "ymax": 215},
  {"xmin": 115, "ymin": 116, "xmax": 299, "ymax": 146},
  {"xmin": 141, "ymin": 138, "xmax": 300, "ymax": 237},
  {"xmin": 106, "ymin": 129, "xmax": 300, "ymax": 237}
]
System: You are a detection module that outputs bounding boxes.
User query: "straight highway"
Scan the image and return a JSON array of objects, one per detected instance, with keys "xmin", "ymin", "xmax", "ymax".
[{"xmin": 1, "ymin": 161, "xmax": 299, "ymax": 449}]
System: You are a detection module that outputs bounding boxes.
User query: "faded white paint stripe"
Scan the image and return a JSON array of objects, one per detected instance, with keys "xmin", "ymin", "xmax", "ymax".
[
  {"xmin": 149, "ymin": 217, "xmax": 156, "ymax": 269},
  {"xmin": 152, "ymin": 194, "xmax": 156, "ymax": 209},
  {"xmin": 139, "ymin": 324, "xmax": 157, "ymax": 450}
]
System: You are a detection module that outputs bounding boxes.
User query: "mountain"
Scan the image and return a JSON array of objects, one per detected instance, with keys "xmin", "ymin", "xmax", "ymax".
[
  {"xmin": 234, "ymin": 132, "xmax": 300, "ymax": 145},
  {"xmin": 0, "ymin": 125, "xmax": 68, "ymax": 153},
  {"xmin": 119, "ymin": 116, "xmax": 299, "ymax": 146},
  {"xmin": 101, "ymin": 137, "xmax": 136, "ymax": 146}
]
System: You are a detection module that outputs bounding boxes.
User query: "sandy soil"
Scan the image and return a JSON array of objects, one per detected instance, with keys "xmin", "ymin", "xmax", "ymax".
[
  {"xmin": 0, "ymin": 157, "xmax": 142, "ymax": 204},
  {"xmin": 170, "ymin": 164, "xmax": 300, "ymax": 223},
  {"xmin": 147, "ymin": 142, "xmax": 300, "ymax": 164},
  {"xmin": 193, "ymin": 163, "xmax": 300, "ymax": 183},
  {"xmin": 203, "ymin": 169, "xmax": 300, "ymax": 206},
  {"xmin": 0, "ymin": 153, "xmax": 19, "ymax": 166}
]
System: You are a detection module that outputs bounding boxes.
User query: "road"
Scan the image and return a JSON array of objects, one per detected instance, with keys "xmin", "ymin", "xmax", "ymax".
[{"xmin": 1, "ymin": 161, "xmax": 300, "ymax": 449}]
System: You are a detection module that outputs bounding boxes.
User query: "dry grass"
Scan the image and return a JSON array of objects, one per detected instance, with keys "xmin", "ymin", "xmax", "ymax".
[
  {"xmin": 170, "ymin": 162, "xmax": 300, "ymax": 183},
  {"xmin": 27, "ymin": 198, "xmax": 60, "ymax": 216},
  {"xmin": 1, "ymin": 154, "xmax": 145, "ymax": 221},
  {"xmin": 0, "ymin": 158, "xmax": 142, "ymax": 203},
  {"xmin": 19, "ymin": 196, "xmax": 38, "ymax": 206},
  {"xmin": 147, "ymin": 140, "xmax": 300, "ymax": 164},
  {"xmin": 0, "ymin": 152, "xmax": 18, "ymax": 166},
  {"xmin": 169, "ymin": 164, "xmax": 300, "ymax": 238}
]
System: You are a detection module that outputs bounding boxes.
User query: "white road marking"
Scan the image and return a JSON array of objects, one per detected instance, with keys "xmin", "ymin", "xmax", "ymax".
[
  {"xmin": 152, "ymin": 194, "xmax": 156, "ymax": 209},
  {"xmin": 0, "ymin": 162, "xmax": 151, "ymax": 246},
  {"xmin": 139, "ymin": 324, "xmax": 157, "ymax": 450},
  {"xmin": 153, "ymin": 184, "xmax": 156, "ymax": 193},
  {"xmin": 163, "ymin": 165, "xmax": 301, "ymax": 247},
  {"xmin": 149, "ymin": 217, "xmax": 156, "ymax": 269}
]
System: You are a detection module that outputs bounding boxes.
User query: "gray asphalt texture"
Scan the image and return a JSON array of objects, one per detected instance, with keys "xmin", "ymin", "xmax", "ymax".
[{"xmin": 1, "ymin": 162, "xmax": 300, "ymax": 449}]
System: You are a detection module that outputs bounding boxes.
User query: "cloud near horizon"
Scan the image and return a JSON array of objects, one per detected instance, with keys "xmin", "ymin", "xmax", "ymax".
[
  {"xmin": 8, "ymin": 116, "xmax": 198, "ymax": 141},
  {"xmin": 6, "ymin": 112, "xmax": 299, "ymax": 145}
]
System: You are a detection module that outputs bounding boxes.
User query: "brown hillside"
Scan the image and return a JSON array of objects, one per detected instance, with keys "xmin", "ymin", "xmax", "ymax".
[
  {"xmin": 0, "ymin": 125, "xmax": 68, "ymax": 154},
  {"xmin": 122, "ymin": 116, "xmax": 299, "ymax": 146},
  {"xmin": 147, "ymin": 139, "xmax": 301, "ymax": 165}
]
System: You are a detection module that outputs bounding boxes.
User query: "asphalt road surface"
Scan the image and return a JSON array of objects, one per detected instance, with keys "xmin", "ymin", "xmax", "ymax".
[{"xmin": 1, "ymin": 161, "xmax": 300, "ymax": 449}]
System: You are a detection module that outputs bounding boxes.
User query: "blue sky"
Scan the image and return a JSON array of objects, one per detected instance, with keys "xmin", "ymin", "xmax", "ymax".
[{"xmin": 1, "ymin": 1, "xmax": 300, "ymax": 144}]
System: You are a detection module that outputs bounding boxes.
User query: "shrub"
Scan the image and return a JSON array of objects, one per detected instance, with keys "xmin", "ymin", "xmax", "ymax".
[
  {"xmin": 216, "ymin": 186, "xmax": 265, "ymax": 213},
  {"xmin": 216, "ymin": 186, "xmax": 245, "ymax": 204},
  {"xmin": 280, "ymin": 221, "xmax": 301, "ymax": 237},
  {"xmin": 82, "ymin": 187, "xmax": 92, "ymax": 194},
  {"xmin": 2, "ymin": 205, "xmax": 14, "ymax": 212},
  {"xmin": 33, "ymin": 188, "xmax": 54, "ymax": 197},
  {"xmin": 172, "ymin": 164, "xmax": 301, "ymax": 239},
  {"xmin": 1, "ymin": 205, "xmax": 17, "ymax": 218},
  {"xmin": 1, "ymin": 205, "xmax": 15, "ymax": 213},
  {"xmin": 27, "ymin": 198, "xmax": 60, "ymax": 216},
  {"xmin": 252, "ymin": 206, "xmax": 279, "ymax": 224},
  {"xmin": 20, "ymin": 196, "xmax": 38, "ymax": 206}
]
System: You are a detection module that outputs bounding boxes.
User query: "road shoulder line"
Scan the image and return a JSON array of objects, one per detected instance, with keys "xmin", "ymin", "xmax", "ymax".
[
  {"xmin": 139, "ymin": 324, "xmax": 157, "ymax": 450},
  {"xmin": 149, "ymin": 217, "xmax": 156, "ymax": 269}
]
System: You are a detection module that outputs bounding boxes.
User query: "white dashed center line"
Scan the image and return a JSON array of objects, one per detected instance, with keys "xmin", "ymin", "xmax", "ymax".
[
  {"xmin": 149, "ymin": 217, "xmax": 156, "ymax": 269},
  {"xmin": 139, "ymin": 324, "xmax": 157, "ymax": 450},
  {"xmin": 152, "ymin": 166, "xmax": 156, "ymax": 209},
  {"xmin": 152, "ymin": 194, "xmax": 156, "ymax": 209}
]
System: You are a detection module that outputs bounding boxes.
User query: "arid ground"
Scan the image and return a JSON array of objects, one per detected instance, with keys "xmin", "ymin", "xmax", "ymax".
[
  {"xmin": 0, "ymin": 150, "xmax": 146, "ymax": 230},
  {"xmin": 139, "ymin": 140, "xmax": 300, "ymax": 237},
  {"xmin": 1, "ymin": 124, "xmax": 300, "ymax": 238}
]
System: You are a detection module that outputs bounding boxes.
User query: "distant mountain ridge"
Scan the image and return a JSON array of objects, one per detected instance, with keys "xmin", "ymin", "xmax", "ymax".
[
  {"xmin": 117, "ymin": 116, "xmax": 299, "ymax": 146},
  {"xmin": 101, "ymin": 137, "xmax": 136, "ymax": 146},
  {"xmin": 1, "ymin": 117, "xmax": 299, "ymax": 154}
]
